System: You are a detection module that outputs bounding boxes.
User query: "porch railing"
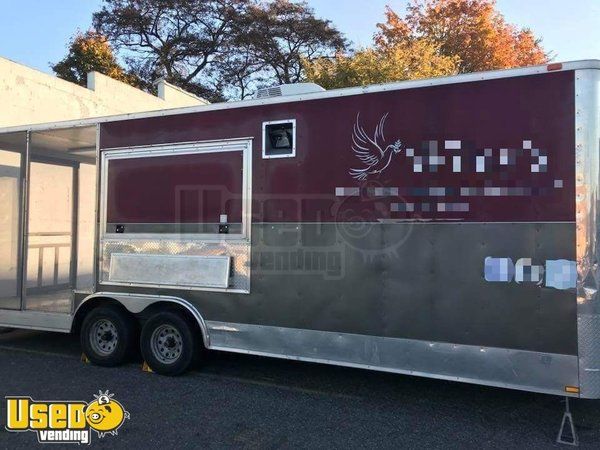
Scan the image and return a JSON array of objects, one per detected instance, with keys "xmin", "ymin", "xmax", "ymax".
[{"xmin": 27, "ymin": 232, "xmax": 71, "ymax": 291}]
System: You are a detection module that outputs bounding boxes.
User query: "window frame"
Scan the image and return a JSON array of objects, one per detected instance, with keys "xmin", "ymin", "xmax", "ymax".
[
  {"xmin": 99, "ymin": 138, "xmax": 253, "ymax": 241},
  {"xmin": 262, "ymin": 119, "xmax": 296, "ymax": 159}
]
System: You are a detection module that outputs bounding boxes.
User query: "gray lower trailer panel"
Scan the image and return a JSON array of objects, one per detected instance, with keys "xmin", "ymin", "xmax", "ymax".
[
  {"xmin": 100, "ymin": 222, "xmax": 577, "ymax": 355},
  {"xmin": 92, "ymin": 221, "xmax": 581, "ymax": 396}
]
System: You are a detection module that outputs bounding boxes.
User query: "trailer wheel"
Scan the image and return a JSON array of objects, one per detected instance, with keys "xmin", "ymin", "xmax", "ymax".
[
  {"xmin": 140, "ymin": 311, "xmax": 198, "ymax": 376},
  {"xmin": 80, "ymin": 305, "xmax": 136, "ymax": 367}
]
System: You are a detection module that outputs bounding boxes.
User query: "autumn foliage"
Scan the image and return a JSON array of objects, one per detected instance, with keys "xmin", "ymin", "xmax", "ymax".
[
  {"xmin": 306, "ymin": 0, "xmax": 549, "ymax": 89},
  {"xmin": 304, "ymin": 40, "xmax": 458, "ymax": 90},
  {"xmin": 52, "ymin": 31, "xmax": 138, "ymax": 87},
  {"xmin": 377, "ymin": 0, "xmax": 549, "ymax": 73}
]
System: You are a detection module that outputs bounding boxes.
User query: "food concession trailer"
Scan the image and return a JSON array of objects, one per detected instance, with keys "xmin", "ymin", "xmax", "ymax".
[{"xmin": 0, "ymin": 61, "xmax": 599, "ymax": 409}]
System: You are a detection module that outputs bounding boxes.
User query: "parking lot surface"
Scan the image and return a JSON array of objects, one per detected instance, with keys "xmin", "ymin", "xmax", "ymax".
[{"xmin": 0, "ymin": 329, "xmax": 599, "ymax": 449}]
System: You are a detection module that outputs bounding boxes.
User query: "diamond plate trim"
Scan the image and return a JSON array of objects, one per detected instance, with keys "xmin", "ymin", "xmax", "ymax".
[
  {"xmin": 578, "ymin": 314, "xmax": 600, "ymax": 395},
  {"xmin": 575, "ymin": 69, "xmax": 600, "ymax": 398}
]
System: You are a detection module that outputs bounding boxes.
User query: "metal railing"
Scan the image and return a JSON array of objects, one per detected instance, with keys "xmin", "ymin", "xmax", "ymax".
[{"xmin": 28, "ymin": 232, "xmax": 71, "ymax": 291}]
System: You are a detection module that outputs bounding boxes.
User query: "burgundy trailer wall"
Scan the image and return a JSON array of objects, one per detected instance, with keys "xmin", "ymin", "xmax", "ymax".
[{"xmin": 101, "ymin": 71, "xmax": 575, "ymax": 224}]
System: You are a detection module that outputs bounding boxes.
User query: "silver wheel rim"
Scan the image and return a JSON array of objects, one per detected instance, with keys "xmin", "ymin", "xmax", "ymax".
[
  {"xmin": 89, "ymin": 319, "xmax": 119, "ymax": 356},
  {"xmin": 151, "ymin": 324, "xmax": 183, "ymax": 364}
]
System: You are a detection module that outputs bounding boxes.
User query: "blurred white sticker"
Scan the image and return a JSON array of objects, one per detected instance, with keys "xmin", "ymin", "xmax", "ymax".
[
  {"xmin": 545, "ymin": 260, "xmax": 576, "ymax": 290},
  {"xmin": 484, "ymin": 257, "xmax": 514, "ymax": 282}
]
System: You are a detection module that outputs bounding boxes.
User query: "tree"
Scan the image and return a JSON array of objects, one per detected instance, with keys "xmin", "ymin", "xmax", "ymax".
[
  {"xmin": 247, "ymin": 1, "xmax": 347, "ymax": 83},
  {"xmin": 92, "ymin": 0, "xmax": 347, "ymax": 100},
  {"xmin": 213, "ymin": 44, "xmax": 267, "ymax": 100},
  {"xmin": 216, "ymin": 0, "xmax": 347, "ymax": 99},
  {"xmin": 376, "ymin": 0, "xmax": 549, "ymax": 74},
  {"xmin": 303, "ymin": 5, "xmax": 459, "ymax": 90},
  {"xmin": 52, "ymin": 31, "xmax": 138, "ymax": 87},
  {"xmin": 305, "ymin": 41, "xmax": 458, "ymax": 90},
  {"xmin": 304, "ymin": 0, "xmax": 549, "ymax": 90},
  {"xmin": 93, "ymin": 0, "xmax": 249, "ymax": 102}
]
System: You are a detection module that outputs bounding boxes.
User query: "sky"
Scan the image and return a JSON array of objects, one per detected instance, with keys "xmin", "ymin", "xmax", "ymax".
[{"xmin": 0, "ymin": 0, "xmax": 598, "ymax": 74}]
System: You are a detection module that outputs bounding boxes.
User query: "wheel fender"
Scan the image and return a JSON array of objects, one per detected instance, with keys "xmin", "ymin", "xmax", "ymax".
[{"xmin": 75, "ymin": 292, "xmax": 210, "ymax": 347}]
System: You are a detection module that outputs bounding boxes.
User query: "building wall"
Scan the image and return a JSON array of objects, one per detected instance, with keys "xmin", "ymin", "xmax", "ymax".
[
  {"xmin": 156, "ymin": 79, "xmax": 204, "ymax": 107},
  {"xmin": 0, "ymin": 56, "xmax": 207, "ymax": 127}
]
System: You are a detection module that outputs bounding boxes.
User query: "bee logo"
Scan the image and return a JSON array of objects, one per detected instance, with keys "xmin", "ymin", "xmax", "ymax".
[
  {"xmin": 85, "ymin": 391, "xmax": 130, "ymax": 438},
  {"xmin": 5, "ymin": 390, "xmax": 130, "ymax": 444}
]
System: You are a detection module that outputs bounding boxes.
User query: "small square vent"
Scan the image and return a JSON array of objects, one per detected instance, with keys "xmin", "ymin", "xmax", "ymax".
[{"xmin": 263, "ymin": 119, "xmax": 296, "ymax": 159}]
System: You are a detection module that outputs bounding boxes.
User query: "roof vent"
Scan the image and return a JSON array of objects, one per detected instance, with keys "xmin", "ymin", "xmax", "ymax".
[{"xmin": 254, "ymin": 83, "xmax": 325, "ymax": 99}]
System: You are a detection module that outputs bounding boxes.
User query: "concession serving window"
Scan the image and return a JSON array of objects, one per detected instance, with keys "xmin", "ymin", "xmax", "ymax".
[
  {"xmin": 99, "ymin": 140, "xmax": 252, "ymax": 292},
  {"xmin": 101, "ymin": 140, "xmax": 252, "ymax": 239}
]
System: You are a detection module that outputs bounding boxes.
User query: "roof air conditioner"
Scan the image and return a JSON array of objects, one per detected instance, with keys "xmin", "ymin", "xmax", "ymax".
[{"xmin": 254, "ymin": 83, "xmax": 325, "ymax": 99}]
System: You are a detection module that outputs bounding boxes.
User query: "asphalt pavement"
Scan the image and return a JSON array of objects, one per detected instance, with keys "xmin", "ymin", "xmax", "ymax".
[{"xmin": 0, "ymin": 329, "xmax": 598, "ymax": 449}]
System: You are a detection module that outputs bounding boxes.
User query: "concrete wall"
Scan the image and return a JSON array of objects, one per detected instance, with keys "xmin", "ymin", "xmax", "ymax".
[
  {"xmin": 157, "ymin": 79, "xmax": 204, "ymax": 107},
  {"xmin": 0, "ymin": 56, "xmax": 207, "ymax": 127}
]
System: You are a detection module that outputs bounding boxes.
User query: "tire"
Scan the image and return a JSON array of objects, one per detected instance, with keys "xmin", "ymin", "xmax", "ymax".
[
  {"xmin": 80, "ymin": 305, "xmax": 137, "ymax": 367},
  {"xmin": 140, "ymin": 311, "xmax": 199, "ymax": 376}
]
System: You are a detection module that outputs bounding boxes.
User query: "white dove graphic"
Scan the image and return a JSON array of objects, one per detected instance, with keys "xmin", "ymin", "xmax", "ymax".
[{"xmin": 349, "ymin": 112, "xmax": 403, "ymax": 181}]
